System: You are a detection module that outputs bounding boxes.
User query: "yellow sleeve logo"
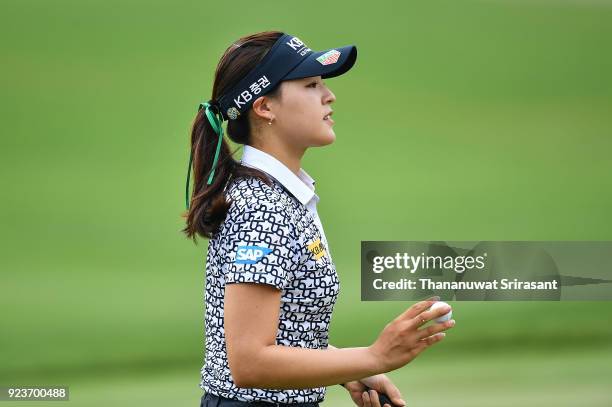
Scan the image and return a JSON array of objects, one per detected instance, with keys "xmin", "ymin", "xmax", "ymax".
[{"xmin": 307, "ymin": 238, "xmax": 327, "ymax": 260}]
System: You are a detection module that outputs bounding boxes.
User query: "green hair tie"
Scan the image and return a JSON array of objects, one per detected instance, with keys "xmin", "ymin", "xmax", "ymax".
[{"xmin": 185, "ymin": 101, "xmax": 225, "ymax": 210}]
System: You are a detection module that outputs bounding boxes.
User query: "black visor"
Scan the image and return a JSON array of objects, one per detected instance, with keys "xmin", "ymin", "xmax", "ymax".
[{"xmin": 216, "ymin": 33, "xmax": 357, "ymax": 121}]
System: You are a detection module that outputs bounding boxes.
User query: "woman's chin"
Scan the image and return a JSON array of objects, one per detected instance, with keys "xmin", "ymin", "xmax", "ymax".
[
  {"xmin": 322, "ymin": 127, "xmax": 336, "ymax": 144},
  {"xmin": 307, "ymin": 128, "xmax": 336, "ymax": 147},
  {"xmin": 319, "ymin": 131, "xmax": 336, "ymax": 146}
]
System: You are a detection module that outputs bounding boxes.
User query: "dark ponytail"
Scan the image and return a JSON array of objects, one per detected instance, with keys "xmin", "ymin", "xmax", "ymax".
[{"xmin": 181, "ymin": 31, "xmax": 284, "ymax": 242}]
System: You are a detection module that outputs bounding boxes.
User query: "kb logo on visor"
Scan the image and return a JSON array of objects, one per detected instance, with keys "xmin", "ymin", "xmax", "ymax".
[
  {"xmin": 235, "ymin": 245, "xmax": 273, "ymax": 264},
  {"xmin": 285, "ymin": 36, "xmax": 312, "ymax": 56}
]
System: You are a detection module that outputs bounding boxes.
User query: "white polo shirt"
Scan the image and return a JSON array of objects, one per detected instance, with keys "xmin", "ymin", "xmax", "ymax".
[
  {"xmin": 240, "ymin": 144, "xmax": 333, "ymax": 260},
  {"xmin": 199, "ymin": 145, "xmax": 341, "ymax": 404}
]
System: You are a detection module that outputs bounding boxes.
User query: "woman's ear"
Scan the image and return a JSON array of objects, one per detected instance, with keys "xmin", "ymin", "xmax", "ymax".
[{"xmin": 251, "ymin": 96, "xmax": 274, "ymax": 122}]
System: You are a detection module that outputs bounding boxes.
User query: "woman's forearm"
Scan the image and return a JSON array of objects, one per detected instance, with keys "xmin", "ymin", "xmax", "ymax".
[
  {"xmin": 328, "ymin": 344, "xmax": 348, "ymax": 388},
  {"xmin": 238, "ymin": 343, "xmax": 382, "ymax": 389}
]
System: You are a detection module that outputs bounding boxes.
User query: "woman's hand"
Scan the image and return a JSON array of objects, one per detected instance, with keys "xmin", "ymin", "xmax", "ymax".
[
  {"xmin": 343, "ymin": 374, "xmax": 405, "ymax": 407},
  {"xmin": 368, "ymin": 298, "xmax": 455, "ymax": 372}
]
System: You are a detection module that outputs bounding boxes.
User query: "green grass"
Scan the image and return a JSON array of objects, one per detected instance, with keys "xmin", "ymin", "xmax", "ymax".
[
  {"xmin": 1, "ymin": 0, "xmax": 612, "ymax": 405},
  {"xmin": 3, "ymin": 347, "xmax": 611, "ymax": 407}
]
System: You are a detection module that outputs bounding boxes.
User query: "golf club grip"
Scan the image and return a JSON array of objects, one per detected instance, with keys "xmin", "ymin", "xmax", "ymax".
[{"xmin": 363, "ymin": 386, "xmax": 400, "ymax": 407}]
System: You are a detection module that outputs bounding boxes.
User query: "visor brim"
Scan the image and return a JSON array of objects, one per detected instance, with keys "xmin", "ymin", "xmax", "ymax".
[{"xmin": 283, "ymin": 45, "xmax": 357, "ymax": 81}]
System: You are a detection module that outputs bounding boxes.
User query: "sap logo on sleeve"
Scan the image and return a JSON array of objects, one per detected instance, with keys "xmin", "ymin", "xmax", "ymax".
[{"xmin": 234, "ymin": 245, "xmax": 274, "ymax": 264}]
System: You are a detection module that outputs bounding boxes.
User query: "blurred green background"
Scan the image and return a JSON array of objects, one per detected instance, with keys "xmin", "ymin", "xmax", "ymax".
[{"xmin": 2, "ymin": 0, "xmax": 612, "ymax": 406}]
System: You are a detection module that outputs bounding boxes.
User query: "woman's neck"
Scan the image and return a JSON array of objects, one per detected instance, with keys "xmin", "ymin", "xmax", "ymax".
[{"xmin": 250, "ymin": 142, "xmax": 305, "ymax": 176}]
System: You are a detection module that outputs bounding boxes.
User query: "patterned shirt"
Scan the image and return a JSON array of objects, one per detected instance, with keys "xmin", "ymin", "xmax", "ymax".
[{"xmin": 199, "ymin": 145, "xmax": 341, "ymax": 404}]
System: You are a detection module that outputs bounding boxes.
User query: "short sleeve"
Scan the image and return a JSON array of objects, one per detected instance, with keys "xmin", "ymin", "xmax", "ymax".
[{"xmin": 223, "ymin": 202, "xmax": 298, "ymax": 291}]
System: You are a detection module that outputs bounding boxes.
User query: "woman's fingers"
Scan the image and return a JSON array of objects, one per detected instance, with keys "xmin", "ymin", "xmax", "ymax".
[
  {"xmin": 397, "ymin": 298, "xmax": 440, "ymax": 321},
  {"xmin": 409, "ymin": 340, "xmax": 429, "ymax": 356},
  {"xmin": 362, "ymin": 390, "xmax": 383, "ymax": 407},
  {"xmin": 349, "ymin": 389, "xmax": 365, "ymax": 407},
  {"xmin": 416, "ymin": 319, "xmax": 455, "ymax": 340},
  {"xmin": 370, "ymin": 390, "xmax": 380, "ymax": 407},
  {"xmin": 408, "ymin": 332, "xmax": 446, "ymax": 357},
  {"xmin": 362, "ymin": 390, "xmax": 371, "ymax": 407},
  {"xmin": 400, "ymin": 335, "xmax": 441, "ymax": 362},
  {"xmin": 421, "ymin": 332, "xmax": 447, "ymax": 346},
  {"xmin": 361, "ymin": 389, "xmax": 385, "ymax": 407},
  {"xmin": 381, "ymin": 382, "xmax": 405, "ymax": 407},
  {"xmin": 409, "ymin": 303, "xmax": 452, "ymax": 328}
]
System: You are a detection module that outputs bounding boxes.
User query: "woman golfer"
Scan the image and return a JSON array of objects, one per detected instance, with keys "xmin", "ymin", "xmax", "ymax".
[{"xmin": 182, "ymin": 30, "xmax": 455, "ymax": 407}]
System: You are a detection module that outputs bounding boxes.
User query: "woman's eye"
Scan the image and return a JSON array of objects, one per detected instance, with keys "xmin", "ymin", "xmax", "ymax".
[{"xmin": 307, "ymin": 82, "xmax": 318, "ymax": 88}]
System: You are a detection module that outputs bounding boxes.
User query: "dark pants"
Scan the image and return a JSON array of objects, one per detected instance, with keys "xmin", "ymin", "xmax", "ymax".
[{"xmin": 200, "ymin": 392, "xmax": 320, "ymax": 407}]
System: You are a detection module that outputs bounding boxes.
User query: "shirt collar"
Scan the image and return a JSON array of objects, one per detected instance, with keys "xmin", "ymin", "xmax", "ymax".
[{"xmin": 240, "ymin": 144, "xmax": 319, "ymax": 206}]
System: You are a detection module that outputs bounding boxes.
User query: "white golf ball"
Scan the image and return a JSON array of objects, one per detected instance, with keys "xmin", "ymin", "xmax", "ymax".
[{"xmin": 430, "ymin": 301, "xmax": 452, "ymax": 323}]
